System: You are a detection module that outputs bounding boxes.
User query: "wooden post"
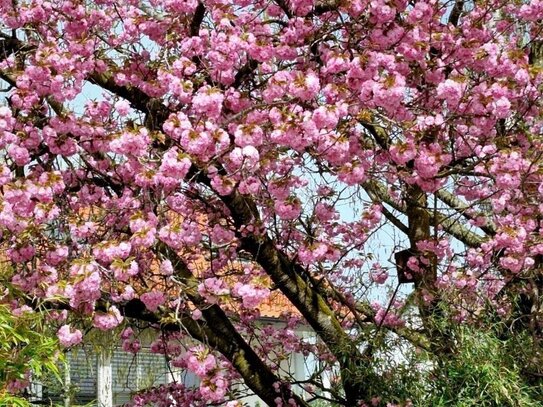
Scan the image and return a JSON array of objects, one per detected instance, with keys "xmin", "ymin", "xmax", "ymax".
[
  {"xmin": 64, "ymin": 358, "xmax": 71, "ymax": 407},
  {"xmin": 97, "ymin": 349, "xmax": 113, "ymax": 407}
]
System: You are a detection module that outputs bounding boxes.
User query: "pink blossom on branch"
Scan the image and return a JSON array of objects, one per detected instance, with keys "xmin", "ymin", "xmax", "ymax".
[
  {"xmin": 57, "ymin": 325, "xmax": 83, "ymax": 348},
  {"xmin": 2, "ymin": 0, "xmax": 543, "ymax": 405}
]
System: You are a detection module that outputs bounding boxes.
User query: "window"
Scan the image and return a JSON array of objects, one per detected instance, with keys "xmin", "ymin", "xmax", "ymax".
[{"xmin": 112, "ymin": 348, "xmax": 170, "ymax": 405}]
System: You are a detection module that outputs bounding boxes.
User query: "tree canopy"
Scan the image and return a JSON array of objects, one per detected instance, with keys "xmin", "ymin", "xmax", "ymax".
[{"xmin": 1, "ymin": 0, "xmax": 543, "ymax": 405}]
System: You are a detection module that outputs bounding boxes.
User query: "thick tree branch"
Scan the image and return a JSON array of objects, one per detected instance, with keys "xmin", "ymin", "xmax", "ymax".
[
  {"xmin": 435, "ymin": 188, "xmax": 496, "ymax": 236},
  {"xmin": 155, "ymin": 244, "xmax": 310, "ymax": 407},
  {"xmin": 316, "ymin": 280, "xmax": 431, "ymax": 351},
  {"xmin": 0, "ymin": 33, "xmax": 34, "ymax": 61},
  {"xmin": 233, "ymin": 58, "xmax": 259, "ymax": 89},
  {"xmin": 273, "ymin": 0, "xmax": 293, "ymax": 18},
  {"xmin": 312, "ymin": 0, "xmax": 340, "ymax": 16},
  {"xmin": 365, "ymin": 186, "xmax": 409, "ymax": 234},
  {"xmin": 219, "ymin": 192, "xmax": 371, "ymax": 404},
  {"xmin": 448, "ymin": 0, "xmax": 464, "ymax": 27},
  {"xmin": 360, "ymin": 121, "xmax": 390, "ymax": 150},
  {"xmin": 190, "ymin": 3, "xmax": 206, "ymax": 37},
  {"xmin": 363, "ymin": 180, "xmax": 486, "ymax": 248},
  {"xmin": 88, "ymin": 72, "xmax": 164, "ymax": 115}
]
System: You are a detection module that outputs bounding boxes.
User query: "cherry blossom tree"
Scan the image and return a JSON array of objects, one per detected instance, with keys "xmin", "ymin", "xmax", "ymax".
[{"xmin": 1, "ymin": 0, "xmax": 543, "ymax": 405}]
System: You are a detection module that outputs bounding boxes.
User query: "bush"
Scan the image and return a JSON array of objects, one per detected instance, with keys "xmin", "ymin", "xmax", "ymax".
[
  {"xmin": 0, "ymin": 302, "xmax": 62, "ymax": 405},
  {"xmin": 375, "ymin": 325, "xmax": 543, "ymax": 406}
]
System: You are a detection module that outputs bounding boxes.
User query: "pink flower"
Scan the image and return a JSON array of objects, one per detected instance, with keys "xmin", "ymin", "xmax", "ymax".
[
  {"xmin": 370, "ymin": 0, "xmax": 396, "ymax": 23},
  {"xmin": 228, "ymin": 146, "xmax": 260, "ymax": 171},
  {"xmin": 69, "ymin": 270, "xmax": 101, "ymax": 308},
  {"xmin": 121, "ymin": 327, "xmax": 134, "ymax": 340},
  {"xmin": 93, "ymin": 306, "xmax": 124, "ymax": 331},
  {"xmin": 492, "ymin": 96, "xmax": 511, "ymax": 119},
  {"xmin": 185, "ymin": 346, "xmax": 217, "ymax": 377},
  {"xmin": 436, "ymin": 79, "xmax": 464, "ymax": 106},
  {"xmin": 198, "ymin": 277, "xmax": 230, "ymax": 303},
  {"xmin": 0, "ymin": 165, "xmax": 11, "ymax": 185},
  {"xmin": 160, "ymin": 259, "xmax": 174, "ymax": 276},
  {"xmin": 140, "ymin": 290, "xmax": 166, "ymax": 312},
  {"xmin": 159, "ymin": 148, "xmax": 192, "ymax": 179},
  {"xmin": 0, "ymin": 106, "xmax": 15, "ymax": 135},
  {"xmin": 58, "ymin": 325, "xmax": 83, "ymax": 347},
  {"xmin": 45, "ymin": 246, "xmax": 69, "ymax": 266},
  {"xmin": 114, "ymin": 99, "xmax": 131, "ymax": 116},
  {"xmin": 389, "ymin": 142, "xmax": 416, "ymax": 165},
  {"xmin": 289, "ymin": 71, "xmax": 320, "ymax": 101},
  {"xmin": 234, "ymin": 124, "xmax": 264, "ymax": 147},
  {"xmin": 158, "ymin": 220, "xmax": 202, "ymax": 249},
  {"xmin": 406, "ymin": 1, "xmax": 432, "ymax": 24},
  {"xmin": 338, "ymin": 163, "xmax": 366, "ymax": 185},
  {"xmin": 122, "ymin": 338, "xmax": 141, "ymax": 354},
  {"xmin": 289, "ymin": 0, "xmax": 315, "ymax": 15},
  {"xmin": 93, "ymin": 241, "xmax": 132, "ymax": 263},
  {"xmin": 274, "ymin": 199, "xmax": 302, "ymax": 220},
  {"xmin": 232, "ymin": 283, "xmax": 270, "ymax": 308},
  {"xmin": 371, "ymin": 267, "xmax": 389, "ymax": 284},
  {"xmin": 192, "ymin": 86, "xmax": 224, "ymax": 119},
  {"xmin": 7, "ymin": 377, "xmax": 30, "ymax": 394},
  {"xmin": 109, "ymin": 128, "xmax": 150, "ymax": 156},
  {"xmin": 7, "ymin": 144, "xmax": 30, "ymax": 166},
  {"xmin": 210, "ymin": 175, "xmax": 235, "ymax": 196},
  {"xmin": 499, "ymin": 256, "xmax": 523, "ymax": 273},
  {"xmin": 312, "ymin": 105, "xmax": 341, "ymax": 129},
  {"xmin": 12, "ymin": 305, "xmax": 33, "ymax": 317}
]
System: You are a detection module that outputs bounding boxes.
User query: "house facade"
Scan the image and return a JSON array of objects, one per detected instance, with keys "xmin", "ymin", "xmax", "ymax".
[{"xmin": 31, "ymin": 294, "xmax": 316, "ymax": 406}]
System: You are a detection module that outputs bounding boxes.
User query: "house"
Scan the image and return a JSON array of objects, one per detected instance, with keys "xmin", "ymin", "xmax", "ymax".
[
  {"xmin": 30, "ymin": 291, "xmax": 316, "ymax": 407},
  {"xmin": 6, "ymin": 205, "xmax": 324, "ymax": 406}
]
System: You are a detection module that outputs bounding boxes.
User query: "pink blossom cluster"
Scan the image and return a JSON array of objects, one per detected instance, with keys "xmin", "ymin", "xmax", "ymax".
[
  {"xmin": 3, "ymin": 0, "xmax": 543, "ymax": 405},
  {"xmin": 121, "ymin": 327, "xmax": 142, "ymax": 354},
  {"xmin": 232, "ymin": 282, "xmax": 270, "ymax": 309},
  {"xmin": 182, "ymin": 346, "xmax": 230, "ymax": 403},
  {"xmin": 93, "ymin": 306, "xmax": 123, "ymax": 330},
  {"xmin": 371, "ymin": 302, "xmax": 405, "ymax": 328},
  {"xmin": 198, "ymin": 278, "xmax": 230, "ymax": 304},
  {"xmin": 57, "ymin": 324, "xmax": 83, "ymax": 347},
  {"xmin": 140, "ymin": 290, "xmax": 166, "ymax": 312},
  {"xmin": 128, "ymin": 383, "xmax": 205, "ymax": 407},
  {"xmin": 158, "ymin": 220, "xmax": 202, "ymax": 249}
]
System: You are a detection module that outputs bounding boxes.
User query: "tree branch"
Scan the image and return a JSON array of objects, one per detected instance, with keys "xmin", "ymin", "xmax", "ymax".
[
  {"xmin": 190, "ymin": 3, "xmax": 206, "ymax": 37},
  {"xmin": 152, "ymin": 244, "xmax": 311, "ymax": 407},
  {"xmin": 363, "ymin": 180, "xmax": 486, "ymax": 248},
  {"xmin": 435, "ymin": 188, "xmax": 496, "ymax": 236},
  {"xmin": 219, "ymin": 191, "xmax": 372, "ymax": 404},
  {"xmin": 448, "ymin": 0, "xmax": 464, "ymax": 27}
]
